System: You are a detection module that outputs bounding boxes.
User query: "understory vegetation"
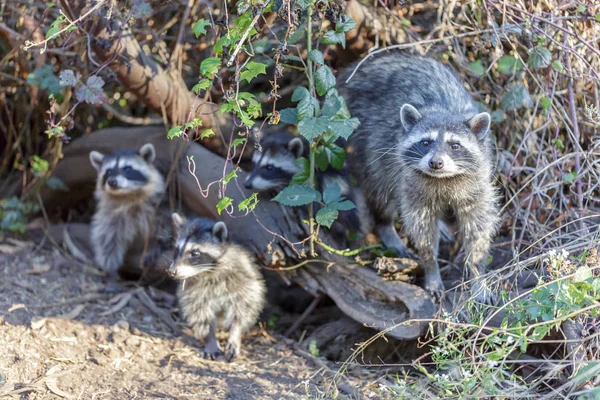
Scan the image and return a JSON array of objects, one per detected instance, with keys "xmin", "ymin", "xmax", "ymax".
[{"xmin": 1, "ymin": 0, "xmax": 599, "ymax": 398}]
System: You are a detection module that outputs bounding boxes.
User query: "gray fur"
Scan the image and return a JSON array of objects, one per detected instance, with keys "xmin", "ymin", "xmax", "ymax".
[
  {"xmin": 169, "ymin": 215, "xmax": 266, "ymax": 362},
  {"xmin": 339, "ymin": 52, "xmax": 500, "ymax": 300},
  {"xmin": 89, "ymin": 143, "xmax": 165, "ymax": 279}
]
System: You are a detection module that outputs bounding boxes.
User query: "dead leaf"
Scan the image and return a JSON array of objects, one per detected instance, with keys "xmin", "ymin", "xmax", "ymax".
[{"xmin": 45, "ymin": 377, "xmax": 75, "ymax": 399}]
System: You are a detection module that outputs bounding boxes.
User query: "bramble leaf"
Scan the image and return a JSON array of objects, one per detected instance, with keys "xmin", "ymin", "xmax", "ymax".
[
  {"xmin": 327, "ymin": 118, "xmax": 360, "ymax": 139},
  {"xmin": 308, "ymin": 50, "xmax": 324, "ymax": 65},
  {"xmin": 335, "ymin": 16, "xmax": 356, "ymax": 33},
  {"xmin": 528, "ymin": 47, "xmax": 552, "ymax": 69},
  {"xmin": 223, "ymin": 169, "xmax": 238, "ymax": 185},
  {"xmin": 497, "ymin": 55, "xmax": 524, "ymax": 74},
  {"xmin": 272, "ymin": 185, "xmax": 321, "ymax": 206},
  {"xmin": 323, "ymin": 182, "xmax": 341, "ymax": 204},
  {"xmin": 238, "ymin": 192, "xmax": 259, "ymax": 212},
  {"xmin": 501, "ymin": 84, "xmax": 532, "ymax": 110},
  {"xmin": 469, "ymin": 59, "xmax": 485, "ymax": 77},
  {"xmin": 199, "ymin": 128, "xmax": 215, "ymax": 139},
  {"xmin": 316, "ymin": 206, "xmax": 338, "ymax": 228},
  {"xmin": 315, "ymin": 65, "xmax": 336, "ymax": 96},
  {"xmin": 290, "ymin": 158, "xmax": 310, "ymax": 186},
  {"xmin": 279, "ymin": 108, "xmax": 298, "ymax": 124},
  {"xmin": 298, "ymin": 116, "xmax": 329, "ymax": 141}
]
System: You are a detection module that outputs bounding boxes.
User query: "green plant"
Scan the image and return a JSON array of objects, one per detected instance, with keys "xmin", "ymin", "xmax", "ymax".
[{"xmin": 0, "ymin": 197, "xmax": 40, "ymax": 236}]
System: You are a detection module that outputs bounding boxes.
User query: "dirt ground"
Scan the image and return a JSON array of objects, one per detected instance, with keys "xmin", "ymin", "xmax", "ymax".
[{"xmin": 0, "ymin": 238, "xmax": 371, "ymax": 400}]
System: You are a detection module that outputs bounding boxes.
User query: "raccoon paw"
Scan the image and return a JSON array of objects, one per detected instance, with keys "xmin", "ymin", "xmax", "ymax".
[
  {"xmin": 224, "ymin": 342, "xmax": 240, "ymax": 362},
  {"xmin": 424, "ymin": 278, "xmax": 445, "ymax": 301},
  {"xmin": 202, "ymin": 341, "xmax": 224, "ymax": 361}
]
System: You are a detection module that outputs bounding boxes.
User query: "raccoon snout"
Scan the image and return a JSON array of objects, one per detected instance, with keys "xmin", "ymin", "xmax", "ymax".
[
  {"xmin": 243, "ymin": 178, "xmax": 253, "ymax": 189},
  {"xmin": 107, "ymin": 177, "xmax": 119, "ymax": 188},
  {"xmin": 429, "ymin": 158, "xmax": 444, "ymax": 170}
]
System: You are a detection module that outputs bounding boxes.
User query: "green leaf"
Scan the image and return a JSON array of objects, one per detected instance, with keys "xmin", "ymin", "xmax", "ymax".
[
  {"xmin": 167, "ymin": 126, "xmax": 182, "ymax": 139},
  {"xmin": 553, "ymin": 138, "xmax": 564, "ymax": 149},
  {"xmin": 292, "ymin": 86, "xmax": 310, "ymax": 102},
  {"xmin": 551, "ymin": 60, "xmax": 565, "ymax": 73},
  {"xmin": 315, "ymin": 65, "xmax": 336, "ymax": 96},
  {"xmin": 315, "ymin": 142, "xmax": 345, "ymax": 171},
  {"xmin": 45, "ymin": 177, "xmax": 68, "ymax": 191},
  {"xmin": 316, "ymin": 206, "xmax": 338, "ymax": 228},
  {"xmin": 279, "ymin": 108, "xmax": 298, "ymax": 124},
  {"xmin": 75, "ymin": 76, "xmax": 105, "ymax": 105},
  {"xmin": 296, "ymin": 0, "xmax": 312, "ymax": 10},
  {"xmin": 27, "ymin": 65, "xmax": 63, "ymax": 97},
  {"xmin": 184, "ymin": 118, "xmax": 203, "ymax": 130},
  {"xmin": 30, "ymin": 155, "xmax": 49, "ymax": 175},
  {"xmin": 131, "ymin": 0, "xmax": 152, "ymax": 18},
  {"xmin": 323, "ymin": 182, "xmax": 341, "ymax": 204},
  {"xmin": 497, "ymin": 55, "xmax": 524, "ymax": 74},
  {"xmin": 469, "ymin": 59, "xmax": 485, "ymax": 77},
  {"xmin": 501, "ymin": 84, "xmax": 533, "ymax": 110},
  {"xmin": 192, "ymin": 78, "xmax": 211, "ymax": 94},
  {"xmin": 335, "ymin": 16, "xmax": 356, "ymax": 33},
  {"xmin": 290, "ymin": 158, "xmax": 310, "ymax": 186},
  {"xmin": 528, "ymin": 47, "xmax": 552, "ymax": 69},
  {"xmin": 44, "ymin": 126, "xmax": 64, "ymax": 138},
  {"xmin": 308, "ymin": 50, "xmax": 324, "ymax": 65},
  {"xmin": 223, "ymin": 169, "xmax": 238, "ymax": 184},
  {"xmin": 45, "ymin": 15, "xmax": 76, "ymax": 40},
  {"xmin": 563, "ymin": 171, "xmax": 577, "ymax": 184},
  {"xmin": 322, "ymin": 89, "xmax": 350, "ymax": 119},
  {"xmin": 330, "ymin": 200, "xmax": 355, "ymax": 211},
  {"xmin": 199, "ymin": 128, "xmax": 215, "ymax": 139},
  {"xmin": 298, "ymin": 116, "xmax": 329, "ymax": 141},
  {"xmin": 321, "ymin": 30, "xmax": 346, "ymax": 48},
  {"xmin": 272, "ymin": 185, "xmax": 321, "ymax": 206},
  {"xmin": 490, "ymin": 110, "xmax": 504, "ymax": 122},
  {"xmin": 596, "ymin": 12, "xmax": 600, "ymax": 22},
  {"xmin": 240, "ymin": 61, "xmax": 267, "ymax": 84},
  {"xmin": 59, "ymin": 70, "xmax": 77, "ymax": 87},
  {"xmin": 231, "ymin": 137, "xmax": 247, "ymax": 148},
  {"xmin": 540, "ymin": 96, "xmax": 551, "ymax": 115},
  {"xmin": 327, "ymin": 118, "xmax": 360, "ymax": 139},
  {"xmin": 238, "ymin": 192, "xmax": 259, "ymax": 212},
  {"xmin": 214, "ymin": 36, "xmax": 232, "ymax": 56},
  {"xmin": 200, "ymin": 57, "xmax": 221, "ymax": 77},
  {"xmin": 192, "ymin": 19, "xmax": 211, "ymax": 37},
  {"xmin": 216, "ymin": 197, "xmax": 232, "ymax": 215}
]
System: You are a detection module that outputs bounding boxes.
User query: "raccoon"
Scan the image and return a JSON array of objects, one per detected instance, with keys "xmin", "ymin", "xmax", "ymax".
[
  {"xmin": 89, "ymin": 143, "xmax": 165, "ymax": 286},
  {"xmin": 339, "ymin": 52, "xmax": 500, "ymax": 300},
  {"xmin": 244, "ymin": 131, "xmax": 365, "ymax": 238},
  {"xmin": 169, "ymin": 214, "xmax": 266, "ymax": 361}
]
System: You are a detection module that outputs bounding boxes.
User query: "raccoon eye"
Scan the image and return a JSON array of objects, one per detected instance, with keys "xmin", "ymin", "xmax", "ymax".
[
  {"xmin": 123, "ymin": 166, "xmax": 132, "ymax": 172},
  {"xmin": 265, "ymin": 165, "xmax": 274, "ymax": 171},
  {"xmin": 420, "ymin": 140, "xmax": 431, "ymax": 147},
  {"xmin": 451, "ymin": 143, "xmax": 462, "ymax": 150},
  {"xmin": 190, "ymin": 250, "xmax": 200, "ymax": 257}
]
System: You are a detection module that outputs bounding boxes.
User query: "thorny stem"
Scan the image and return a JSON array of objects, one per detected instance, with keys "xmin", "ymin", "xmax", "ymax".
[
  {"xmin": 306, "ymin": 3, "xmax": 316, "ymax": 257},
  {"xmin": 315, "ymin": 239, "xmax": 383, "ymax": 257}
]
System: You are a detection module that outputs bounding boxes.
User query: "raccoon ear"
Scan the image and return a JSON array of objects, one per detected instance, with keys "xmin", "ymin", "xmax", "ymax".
[
  {"xmin": 212, "ymin": 221, "xmax": 228, "ymax": 242},
  {"xmin": 399, "ymin": 104, "xmax": 422, "ymax": 132},
  {"xmin": 288, "ymin": 137, "xmax": 304, "ymax": 158},
  {"xmin": 467, "ymin": 112, "xmax": 491, "ymax": 140},
  {"xmin": 89, "ymin": 151, "xmax": 105, "ymax": 171},
  {"xmin": 171, "ymin": 213, "xmax": 187, "ymax": 230},
  {"xmin": 139, "ymin": 143, "xmax": 156, "ymax": 163}
]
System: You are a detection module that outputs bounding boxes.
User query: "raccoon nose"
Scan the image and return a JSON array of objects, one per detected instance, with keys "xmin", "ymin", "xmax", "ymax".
[
  {"xmin": 107, "ymin": 177, "xmax": 118, "ymax": 188},
  {"xmin": 244, "ymin": 179, "xmax": 253, "ymax": 189},
  {"xmin": 429, "ymin": 158, "xmax": 444, "ymax": 170}
]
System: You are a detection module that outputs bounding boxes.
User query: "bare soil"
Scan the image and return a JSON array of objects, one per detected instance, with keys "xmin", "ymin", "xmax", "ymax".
[{"xmin": 0, "ymin": 238, "xmax": 361, "ymax": 399}]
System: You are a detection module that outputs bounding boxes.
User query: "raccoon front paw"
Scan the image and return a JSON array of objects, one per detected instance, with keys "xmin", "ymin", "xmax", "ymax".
[
  {"xmin": 224, "ymin": 342, "xmax": 240, "ymax": 362},
  {"xmin": 202, "ymin": 346, "xmax": 224, "ymax": 361},
  {"xmin": 424, "ymin": 277, "xmax": 445, "ymax": 301}
]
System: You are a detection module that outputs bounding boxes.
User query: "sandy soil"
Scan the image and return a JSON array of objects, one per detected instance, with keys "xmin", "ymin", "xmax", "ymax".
[{"xmin": 0, "ymin": 238, "xmax": 364, "ymax": 399}]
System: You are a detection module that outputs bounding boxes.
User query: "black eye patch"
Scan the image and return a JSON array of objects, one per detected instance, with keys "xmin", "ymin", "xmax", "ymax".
[
  {"xmin": 260, "ymin": 165, "xmax": 292, "ymax": 181},
  {"xmin": 120, "ymin": 166, "xmax": 147, "ymax": 183},
  {"xmin": 402, "ymin": 142, "xmax": 431, "ymax": 162}
]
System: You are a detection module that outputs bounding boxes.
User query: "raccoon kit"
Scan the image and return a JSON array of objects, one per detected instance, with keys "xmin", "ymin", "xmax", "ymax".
[
  {"xmin": 169, "ymin": 214, "xmax": 266, "ymax": 361},
  {"xmin": 244, "ymin": 131, "xmax": 364, "ymax": 237},
  {"xmin": 89, "ymin": 143, "xmax": 165, "ymax": 284},
  {"xmin": 339, "ymin": 52, "xmax": 500, "ymax": 300}
]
